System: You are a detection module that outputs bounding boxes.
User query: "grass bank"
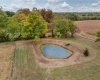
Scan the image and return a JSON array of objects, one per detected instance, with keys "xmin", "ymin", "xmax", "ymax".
[{"xmin": 12, "ymin": 38, "xmax": 100, "ymax": 80}]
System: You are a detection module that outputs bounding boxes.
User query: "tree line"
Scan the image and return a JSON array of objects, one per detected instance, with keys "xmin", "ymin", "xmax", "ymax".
[
  {"xmin": 0, "ymin": 8, "xmax": 76, "ymax": 42},
  {"xmin": 54, "ymin": 12, "xmax": 100, "ymax": 21}
]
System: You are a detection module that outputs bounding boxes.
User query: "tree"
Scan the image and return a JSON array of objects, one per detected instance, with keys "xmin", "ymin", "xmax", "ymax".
[
  {"xmin": 22, "ymin": 11, "xmax": 47, "ymax": 39},
  {"xmin": 83, "ymin": 48, "xmax": 89, "ymax": 56},
  {"xmin": 7, "ymin": 18, "xmax": 21, "ymax": 41},
  {"xmin": 39, "ymin": 9, "xmax": 54, "ymax": 23},
  {"xmin": 53, "ymin": 19, "xmax": 69, "ymax": 37},
  {"xmin": 5, "ymin": 11, "xmax": 15, "ymax": 17},
  {"xmin": 17, "ymin": 8, "xmax": 30, "ymax": 15},
  {"xmin": 22, "ymin": 8, "xmax": 30, "ymax": 15},
  {"xmin": 32, "ymin": 7, "xmax": 38, "ymax": 11},
  {"xmin": 12, "ymin": 12, "xmax": 26, "ymax": 38},
  {"xmin": 12, "ymin": 12, "xmax": 26, "ymax": 23},
  {"xmin": 65, "ymin": 13, "xmax": 79, "ymax": 21},
  {"xmin": 67, "ymin": 19, "xmax": 75, "ymax": 37},
  {"xmin": 0, "ymin": 28, "xmax": 9, "ymax": 42},
  {"xmin": 0, "ymin": 9, "xmax": 8, "ymax": 28},
  {"xmin": 0, "ymin": 9, "xmax": 9, "ymax": 42},
  {"xmin": 17, "ymin": 9, "xmax": 23, "ymax": 13}
]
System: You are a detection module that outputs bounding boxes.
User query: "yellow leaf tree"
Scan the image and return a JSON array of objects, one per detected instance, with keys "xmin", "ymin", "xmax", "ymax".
[{"xmin": 22, "ymin": 11, "xmax": 47, "ymax": 40}]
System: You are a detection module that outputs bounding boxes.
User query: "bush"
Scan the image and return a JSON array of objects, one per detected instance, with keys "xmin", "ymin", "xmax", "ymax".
[
  {"xmin": 45, "ymin": 33, "xmax": 49, "ymax": 38},
  {"xmin": 83, "ymin": 48, "xmax": 89, "ymax": 56},
  {"xmin": 34, "ymin": 36, "xmax": 40, "ymax": 43},
  {"xmin": 56, "ymin": 32, "xmax": 61, "ymax": 38},
  {"xmin": 0, "ymin": 28, "xmax": 9, "ymax": 42},
  {"xmin": 96, "ymin": 31, "xmax": 100, "ymax": 42}
]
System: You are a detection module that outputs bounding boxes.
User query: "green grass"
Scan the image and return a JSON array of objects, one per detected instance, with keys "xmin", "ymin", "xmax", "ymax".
[
  {"xmin": 12, "ymin": 38, "xmax": 100, "ymax": 80},
  {"xmin": 12, "ymin": 42, "xmax": 46, "ymax": 80}
]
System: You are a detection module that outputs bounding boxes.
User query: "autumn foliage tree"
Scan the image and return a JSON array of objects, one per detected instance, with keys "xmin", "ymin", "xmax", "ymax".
[
  {"xmin": 22, "ymin": 11, "xmax": 47, "ymax": 39},
  {"xmin": 39, "ymin": 9, "xmax": 54, "ymax": 23},
  {"xmin": 12, "ymin": 12, "xmax": 26, "ymax": 23},
  {"xmin": 17, "ymin": 8, "xmax": 30, "ymax": 15},
  {"xmin": 22, "ymin": 8, "xmax": 30, "ymax": 15},
  {"xmin": 12, "ymin": 12, "xmax": 26, "ymax": 38}
]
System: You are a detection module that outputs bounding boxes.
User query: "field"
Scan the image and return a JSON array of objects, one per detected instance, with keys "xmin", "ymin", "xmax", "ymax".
[
  {"xmin": 0, "ymin": 43, "xmax": 14, "ymax": 80},
  {"xmin": 75, "ymin": 20, "xmax": 100, "ymax": 36},
  {"xmin": 1, "ymin": 1, "xmax": 100, "ymax": 80},
  {"xmin": 0, "ymin": 37, "xmax": 99, "ymax": 80},
  {"xmin": 0, "ymin": 20, "xmax": 100, "ymax": 80}
]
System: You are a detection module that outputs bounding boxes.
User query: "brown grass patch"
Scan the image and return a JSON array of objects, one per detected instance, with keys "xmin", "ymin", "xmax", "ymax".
[{"xmin": 0, "ymin": 43, "xmax": 14, "ymax": 80}]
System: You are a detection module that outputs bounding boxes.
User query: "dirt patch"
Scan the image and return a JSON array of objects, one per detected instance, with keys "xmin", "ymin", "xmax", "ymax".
[
  {"xmin": 75, "ymin": 20, "xmax": 100, "ymax": 32},
  {"xmin": 33, "ymin": 39, "xmax": 95, "ymax": 68},
  {"xmin": 0, "ymin": 43, "xmax": 14, "ymax": 80}
]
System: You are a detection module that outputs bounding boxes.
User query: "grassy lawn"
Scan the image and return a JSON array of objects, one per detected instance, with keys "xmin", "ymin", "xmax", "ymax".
[
  {"xmin": 50, "ymin": 38, "xmax": 100, "ymax": 80},
  {"xmin": 12, "ymin": 41, "xmax": 47, "ymax": 80},
  {"xmin": 12, "ymin": 38, "xmax": 100, "ymax": 80}
]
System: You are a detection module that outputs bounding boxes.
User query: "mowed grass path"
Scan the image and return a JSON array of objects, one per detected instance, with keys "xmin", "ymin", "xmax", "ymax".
[
  {"xmin": 12, "ymin": 41, "xmax": 46, "ymax": 80},
  {"xmin": 12, "ymin": 38, "xmax": 100, "ymax": 80}
]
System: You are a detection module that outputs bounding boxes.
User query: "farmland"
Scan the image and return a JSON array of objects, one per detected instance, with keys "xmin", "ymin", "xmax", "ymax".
[
  {"xmin": 0, "ymin": 2, "xmax": 100, "ymax": 80},
  {"xmin": 0, "ymin": 20, "xmax": 100, "ymax": 80},
  {"xmin": 0, "ymin": 37, "xmax": 100, "ymax": 80},
  {"xmin": 75, "ymin": 20, "xmax": 100, "ymax": 36}
]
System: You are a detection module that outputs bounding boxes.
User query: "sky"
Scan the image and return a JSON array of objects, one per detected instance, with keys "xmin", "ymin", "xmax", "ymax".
[{"xmin": 0, "ymin": 0, "xmax": 100, "ymax": 12}]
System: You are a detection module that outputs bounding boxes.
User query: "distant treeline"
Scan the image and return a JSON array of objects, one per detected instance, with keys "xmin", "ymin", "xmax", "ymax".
[
  {"xmin": 54, "ymin": 12, "xmax": 100, "ymax": 21},
  {"xmin": 4, "ymin": 10, "xmax": 100, "ymax": 21}
]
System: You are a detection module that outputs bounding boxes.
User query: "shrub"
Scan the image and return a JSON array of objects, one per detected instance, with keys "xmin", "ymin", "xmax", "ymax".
[
  {"xmin": 45, "ymin": 33, "xmax": 49, "ymax": 38},
  {"xmin": 0, "ymin": 28, "xmax": 9, "ymax": 42},
  {"xmin": 83, "ymin": 48, "xmax": 89, "ymax": 56},
  {"xmin": 34, "ymin": 36, "xmax": 40, "ymax": 43},
  {"xmin": 56, "ymin": 32, "xmax": 61, "ymax": 38},
  {"xmin": 96, "ymin": 31, "xmax": 100, "ymax": 42}
]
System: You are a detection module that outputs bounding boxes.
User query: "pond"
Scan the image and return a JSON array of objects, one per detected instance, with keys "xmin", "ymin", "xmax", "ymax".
[{"xmin": 43, "ymin": 45, "xmax": 72, "ymax": 59}]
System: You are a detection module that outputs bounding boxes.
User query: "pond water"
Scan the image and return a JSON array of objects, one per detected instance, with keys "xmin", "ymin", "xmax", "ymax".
[{"xmin": 43, "ymin": 45, "xmax": 71, "ymax": 59}]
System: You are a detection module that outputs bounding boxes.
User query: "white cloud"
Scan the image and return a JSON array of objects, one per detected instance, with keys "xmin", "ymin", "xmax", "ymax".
[
  {"xmin": 2, "ymin": 3, "xmax": 21, "ymax": 11},
  {"xmin": 47, "ymin": 0, "xmax": 60, "ymax": 2},
  {"xmin": 1, "ymin": 0, "xmax": 37, "ymax": 11},
  {"xmin": 44, "ymin": 3, "xmax": 51, "ymax": 9},
  {"xmin": 1, "ymin": 0, "xmax": 100, "ymax": 12},
  {"xmin": 91, "ymin": 1, "xmax": 100, "ymax": 7},
  {"xmin": 98, "ymin": 1, "xmax": 100, "ymax": 3},
  {"xmin": 50, "ymin": 2, "xmax": 73, "ymax": 12},
  {"xmin": 61, "ymin": 2, "xmax": 71, "ymax": 8},
  {"xmin": 78, "ymin": 6, "xmax": 88, "ymax": 12},
  {"xmin": 24, "ymin": 0, "xmax": 33, "ymax": 1},
  {"xmin": 91, "ymin": 3, "xmax": 98, "ymax": 7},
  {"xmin": 14, "ymin": 0, "xmax": 35, "ymax": 2}
]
